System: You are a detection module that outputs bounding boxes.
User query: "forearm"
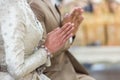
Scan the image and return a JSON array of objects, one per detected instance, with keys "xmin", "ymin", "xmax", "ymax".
[{"xmin": 7, "ymin": 48, "xmax": 48, "ymax": 79}]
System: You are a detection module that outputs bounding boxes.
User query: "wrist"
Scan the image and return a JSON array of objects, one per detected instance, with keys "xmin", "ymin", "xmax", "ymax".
[{"xmin": 41, "ymin": 45, "xmax": 53, "ymax": 58}]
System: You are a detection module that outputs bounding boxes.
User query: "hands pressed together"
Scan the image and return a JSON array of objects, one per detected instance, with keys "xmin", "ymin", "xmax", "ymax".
[
  {"xmin": 45, "ymin": 7, "xmax": 84, "ymax": 54},
  {"xmin": 45, "ymin": 22, "xmax": 74, "ymax": 53},
  {"xmin": 63, "ymin": 7, "xmax": 84, "ymax": 35}
]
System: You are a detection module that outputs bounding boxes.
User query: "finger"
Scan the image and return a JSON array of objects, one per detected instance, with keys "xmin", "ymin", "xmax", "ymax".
[
  {"xmin": 76, "ymin": 7, "xmax": 84, "ymax": 13},
  {"xmin": 62, "ymin": 13, "xmax": 71, "ymax": 25},
  {"xmin": 48, "ymin": 27, "xmax": 60, "ymax": 35},
  {"xmin": 73, "ymin": 14, "xmax": 84, "ymax": 27},
  {"xmin": 73, "ymin": 7, "xmax": 84, "ymax": 15},
  {"xmin": 61, "ymin": 22, "xmax": 72, "ymax": 31},
  {"xmin": 70, "ymin": 8, "xmax": 77, "ymax": 19},
  {"xmin": 76, "ymin": 15, "xmax": 84, "ymax": 26},
  {"xmin": 55, "ymin": 23, "xmax": 71, "ymax": 36},
  {"xmin": 72, "ymin": 16, "xmax": 84, "ymax": 34},
  {"xmin": 71, "ymin": 7, "xmax": 83, "ymax": 18},
  {"xmin": 60, "ymin": 23, "xmax": 74, "ymax": 36},
  {"xmin": 62, "ymin": 33, "xmax": 73, "ymax": 44},
  {"xmin": 53, "ymin": 27, "xmax": 60, "ymax": 32},
  {"xmin": 74, "ymin": 7, "xmax": 84, "ymax": 18},
  {"xmin": 70, "ymin": 9, "xmax": 79, "ymax": 22},
  {"xmin": 62, "ymin": 26, "xmax": 74, "ymax": 41},
  {"xmin": 74, "ymin": 8, "xmax": 83, "ymax": 19},
  {"xmin": 64, "ymin": 13, "xmax": 70, "ymax": 18},
  {"xmin": 71, "ymin": 8, "xmax": 83, "ymax": 23}
]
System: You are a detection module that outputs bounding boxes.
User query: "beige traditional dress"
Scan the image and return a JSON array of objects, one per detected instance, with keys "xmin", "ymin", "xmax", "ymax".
[{"xmin": 0, "ymin": 0, "xmax": 51, "ymax": 80}]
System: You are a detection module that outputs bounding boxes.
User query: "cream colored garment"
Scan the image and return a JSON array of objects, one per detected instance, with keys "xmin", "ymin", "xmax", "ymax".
[{"xmin": 0, "ymin": 0, "xmax": 51, "ymax": 80}]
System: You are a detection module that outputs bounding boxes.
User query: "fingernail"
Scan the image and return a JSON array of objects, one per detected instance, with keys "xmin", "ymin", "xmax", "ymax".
[
  {"xmin": 57, "ymin": 27, "xmax": 59, "ymax": 29},
  {"xmin": 65, "ymin": 13, "xmax": 69, "ymax": 17},
  {"xmin": 65, "ymin": 13, "xmax": 69, "ymax": 15},
  {"xmin": 71, "ymin": 23, "xmax": 74, "ymax": 26},
  {"xmin": 68, "ymin": 22, "xmax": 71, "ymax": 25}
]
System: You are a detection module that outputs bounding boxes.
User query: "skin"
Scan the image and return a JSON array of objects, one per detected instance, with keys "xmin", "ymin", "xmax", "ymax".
[
  {"xmin": 62, "ymin": 7, "xmax": 84, "ymax": 35},
  {"xmin": 45, "ymin": 22, "xmax": 74, "ymax": 54}
]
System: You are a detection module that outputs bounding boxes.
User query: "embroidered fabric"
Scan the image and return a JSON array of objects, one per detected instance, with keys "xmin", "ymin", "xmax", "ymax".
[{"xmin": 0, "ymin": 0, "xmax": 51, "ymax": 80}]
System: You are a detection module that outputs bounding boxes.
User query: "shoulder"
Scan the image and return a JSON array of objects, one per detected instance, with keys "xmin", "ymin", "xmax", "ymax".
[
  {"xmin": 30, "ymin": 0, "xmax": 44, "ymax": 11},
  {"xmin": 30, "ymin": 0, "xmax": 45, "ymax": 17},
  {"xmin": 0, "ymin": 4, "xmax": 26, "ymax": 33},
  {"xmin": 1, "ymin": 5, "xmax": 25, "ymax": 23}
]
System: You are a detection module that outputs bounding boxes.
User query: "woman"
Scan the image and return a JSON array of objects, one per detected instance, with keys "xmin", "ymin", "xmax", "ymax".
[{"xmin": 0, "ymin": 0, "xmax": 74, "ymax": 80}]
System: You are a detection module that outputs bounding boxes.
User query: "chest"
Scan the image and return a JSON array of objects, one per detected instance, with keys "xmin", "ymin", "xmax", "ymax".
[{"xmin": 41, "ymin": 1, "xmax": 61, "ymax": 33}]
